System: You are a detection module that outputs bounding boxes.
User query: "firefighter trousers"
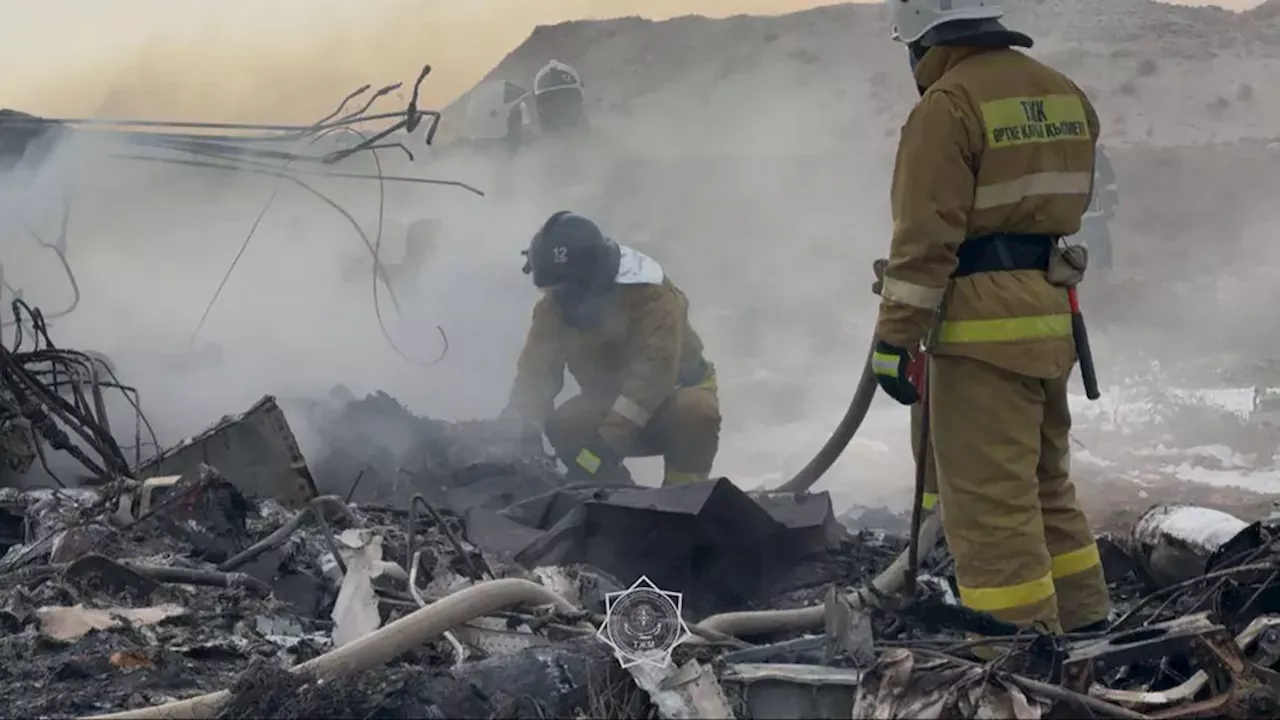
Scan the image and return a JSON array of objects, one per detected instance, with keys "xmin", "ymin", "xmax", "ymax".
[
  {"xmin": 929, "ymin": 354, "xmax": 1111, "ymax": 633},
  {"xmin": 544, "ymin": 387, "xmax": 721, "ymax": 486}
]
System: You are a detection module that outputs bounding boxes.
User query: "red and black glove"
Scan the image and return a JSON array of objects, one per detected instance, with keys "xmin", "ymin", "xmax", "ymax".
[
  {"xmin": 872, "ymin": 340, "xmax": 925, "ymax": 405},
  {"xmin": 566, "ymin": 433, "xmax": 623, "ymax": 483}
]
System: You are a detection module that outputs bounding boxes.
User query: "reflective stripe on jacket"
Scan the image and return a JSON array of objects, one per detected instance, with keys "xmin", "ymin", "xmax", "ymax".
[{"xmin": 876, "ymin": 46, "xmax": 1101, "ymax": 379}]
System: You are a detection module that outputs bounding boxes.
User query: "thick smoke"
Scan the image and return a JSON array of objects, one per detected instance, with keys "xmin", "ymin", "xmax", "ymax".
[{"xmin": 2, "ymin": 0, "xmax": 1276, "ymax": 509}]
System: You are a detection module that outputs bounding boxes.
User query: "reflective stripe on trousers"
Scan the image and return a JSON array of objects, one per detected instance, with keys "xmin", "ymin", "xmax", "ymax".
[
  {"xmin": 937, "ymin": 313, "xmax": 1071, "ymax": 344},
  {"xmin": 958, "ymin": 571, "xmax": 1056, "ymax": 613},
  {"xmin": 1051, "ymin": 542, "xmax": 1101, "ymax": 580},
  {"xmin": 957, "ymin": 543, "xmax": 1102, "ymax": 613}
]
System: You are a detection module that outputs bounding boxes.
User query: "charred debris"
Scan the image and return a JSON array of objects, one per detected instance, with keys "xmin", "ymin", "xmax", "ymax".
[
  {"xmin": 0, "ymin": 73, "xmax": 1278, "ymax": 720},
  {"xmin": 0, "ymin": 325, "xmax": 1278, "ymax": 718}
]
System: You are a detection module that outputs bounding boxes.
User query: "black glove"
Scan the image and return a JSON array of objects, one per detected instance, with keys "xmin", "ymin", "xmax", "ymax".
[
  {"xmin": 566, "ymin": 433, "xmax": 622, "ymax": 483},
  {"xmin": 872, "ymin": 340, "xmax": 923, "ymax": 405}
]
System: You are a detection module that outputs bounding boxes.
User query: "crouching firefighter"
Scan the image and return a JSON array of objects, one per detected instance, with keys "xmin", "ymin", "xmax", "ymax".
[
  {"xmin": 501, "ymin": 211, "xmax": 721, "ymax": 486},
  {"xmin": 872, "ymin": 0, "xmax": 1112, "ymax": 636}
]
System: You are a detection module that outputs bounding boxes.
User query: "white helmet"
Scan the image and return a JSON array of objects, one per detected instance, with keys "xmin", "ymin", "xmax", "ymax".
[
  {"xmin": 465, "ymin": 80, "xmax": 529, "ymax": 140},
  {"xmin": 886, "ymin": 0, "xmax": 1004, "ymax": 44},
  {"xmin": 533, "ymin": 60, "xmax": 582, "ymax": 96}
]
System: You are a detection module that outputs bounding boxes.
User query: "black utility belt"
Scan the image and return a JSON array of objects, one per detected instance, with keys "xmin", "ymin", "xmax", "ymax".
[{"xmin": 952, "ymin": 233, "xmax": 1057, "ymax": 279}]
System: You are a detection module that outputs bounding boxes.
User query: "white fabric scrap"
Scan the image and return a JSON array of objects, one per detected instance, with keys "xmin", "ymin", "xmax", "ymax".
[
  {"xmin": 331, "ymin": 529, "xmax": 387, "ymax": 648},
  {"xmin": 616, "ymin": 245, "xmax": 665, "ymax": 285}
]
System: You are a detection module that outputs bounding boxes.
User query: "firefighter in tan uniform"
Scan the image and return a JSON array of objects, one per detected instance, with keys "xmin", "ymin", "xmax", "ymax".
[
  {"xmin": 872, "ymin": 0, "xmax": 1112, "ymax": 634},
  {"xmin": 502, "ymin": 211, "xmax": 721, "ymax": 486}
]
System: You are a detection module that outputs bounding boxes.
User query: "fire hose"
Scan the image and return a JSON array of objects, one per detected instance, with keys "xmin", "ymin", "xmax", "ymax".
[
  {"xmin": 80, "ymin": 578, "xmax": 583, "ymax": 720},
  {"xmin": 696, "ymin": 511, "xmax": 944, "ymax": 636},
  {"xmin": 773, "ymin": 258, "xmax": 890, "ymax": 495}
]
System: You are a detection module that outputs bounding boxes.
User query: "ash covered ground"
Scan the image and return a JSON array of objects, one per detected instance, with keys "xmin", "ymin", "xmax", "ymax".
[
  {"xmin": 1, "ymin": 0, "xmax": 1280, "ymax": 717},
  {"xmin": 1, "ymin": 388, "xmax": 1279, "ymax": 718}
]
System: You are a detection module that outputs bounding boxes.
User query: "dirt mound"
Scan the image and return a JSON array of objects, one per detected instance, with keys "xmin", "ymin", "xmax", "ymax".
[{"xmin": 442, "ymin": 1, "xmax": 1280, "ymax": 150}]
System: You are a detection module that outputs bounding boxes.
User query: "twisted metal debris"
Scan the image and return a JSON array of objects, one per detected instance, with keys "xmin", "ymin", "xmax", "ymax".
[
  {"xmin": 0, "ymin": 300, "xmax": 153, "ymax": 485},
  {"xmin": 6, "ymin": 382, "xmax": 1280, "ymax": 719},
  {"xmin": 0, "ymin": 65, "xmax": 483, "ymax": 369}
]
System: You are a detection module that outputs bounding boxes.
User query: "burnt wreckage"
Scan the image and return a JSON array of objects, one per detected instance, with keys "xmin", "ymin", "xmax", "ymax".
[
  {"xmin": 3, "ymin": 74, "xmax": 1280, "ymax": 720},
  {"xmin": 0, "ymin": 360, "xmax": 1278, "ymax": 718},
  {"xmin": 0, "ymin": 67, "xmax": 480, "ymax": 486}
]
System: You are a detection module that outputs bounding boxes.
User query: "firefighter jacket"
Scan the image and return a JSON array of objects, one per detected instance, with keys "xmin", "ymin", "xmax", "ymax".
[
  {"xmin": 506, "ymin": 246, "xmax": 714, "ymax": 452},
  {"xmin": 875, "ymin": 45, "xmax": 1101, "ymax": 379}
]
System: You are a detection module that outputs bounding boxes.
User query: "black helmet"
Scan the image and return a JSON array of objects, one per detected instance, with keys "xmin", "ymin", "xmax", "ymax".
[{"xmin": 522, "ymin": 211, "xmax": 619, "ymax": 289}]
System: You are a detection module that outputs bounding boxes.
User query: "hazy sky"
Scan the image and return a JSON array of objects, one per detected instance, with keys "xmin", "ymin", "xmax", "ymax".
[{"xmin": 0, "ymin": 0, "xmax": 1259, "ymax": 122}]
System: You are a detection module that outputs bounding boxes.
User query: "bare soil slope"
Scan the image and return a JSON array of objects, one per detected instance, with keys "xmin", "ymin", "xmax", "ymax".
[
  {"xmin": 448, "ymin": 0, "xmax": 1280, "ymax": 150},
  {"xmin": 440, "ymin": 1, "xmax": 1280, "ymax": 354}
]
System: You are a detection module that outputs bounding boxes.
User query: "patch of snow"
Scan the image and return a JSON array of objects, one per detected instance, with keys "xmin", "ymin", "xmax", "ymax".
[
  {"xmin": 1170, "ymin": 463, "xmax": 1280, "ymax": 494},
  {"xmin": 1195, "ymin": 387, "xmax": 1258, "ymax": 416},
  {"xmin": 1131, "ymin": 444, "xmax": 1251, "ymax": 468},
  {"xmin": 1070, "ymin": 386, "xmax": 1256, "ymax": 420},
  {"xmin": 1185, "ymin": 444, "xmax": 1251, "ymax": 468},
  {"xmin": 1074, "ymin": 449, "xmax": 1115, "ymax": 467}
]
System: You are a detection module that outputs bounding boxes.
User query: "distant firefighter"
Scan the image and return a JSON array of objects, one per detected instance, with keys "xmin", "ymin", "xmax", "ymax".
[
  {"xmin": 465, "ymin": 79, "xmax": 532, "ymax": 156},
  {"xmin": 532, "ymin": 60, "xmax": 588, "ymax": 135}
]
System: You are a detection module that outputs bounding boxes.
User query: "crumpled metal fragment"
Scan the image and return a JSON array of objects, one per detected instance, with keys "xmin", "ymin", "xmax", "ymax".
[
  {"xmin": 851, "ymin": 648, "xmax": 1048, "ymax": 719},
  {"xmin": 0, "ymin": 416, "xmax": 37, "ymax": 474}
]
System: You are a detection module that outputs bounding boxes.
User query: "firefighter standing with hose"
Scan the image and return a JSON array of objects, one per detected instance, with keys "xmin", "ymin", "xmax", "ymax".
[
  {"xmin": 500, "ymin": 211, "xmax": 721, "ymax": 486},
  {"xmin": 871, "ymin": 0, "xmax": 1111, "ymax": 636}
]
